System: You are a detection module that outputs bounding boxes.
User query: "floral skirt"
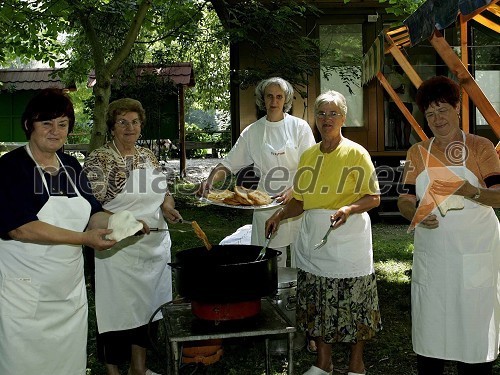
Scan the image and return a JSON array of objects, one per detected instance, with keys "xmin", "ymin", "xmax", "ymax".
[{"xmin": 296, "ymin": 269, "xmax": 382, "ymax": 344}]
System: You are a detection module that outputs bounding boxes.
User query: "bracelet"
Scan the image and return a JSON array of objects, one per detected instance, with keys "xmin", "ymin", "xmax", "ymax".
[{"xmin": 278, "ymin": 207, "xmax": 285, "ymax": 217}]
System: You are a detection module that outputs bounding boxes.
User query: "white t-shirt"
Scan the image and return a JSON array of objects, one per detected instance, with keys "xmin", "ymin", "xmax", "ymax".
[
  {"xmin": 222, "ymin": 113, "xmax": 315, "ymax": 188},
  {"xmin": 221, "ymin": 113, "xmax": 316, "ymax": 248}
]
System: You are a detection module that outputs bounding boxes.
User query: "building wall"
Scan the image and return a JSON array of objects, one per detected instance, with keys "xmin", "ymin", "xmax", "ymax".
[
  {"xmin": 0, "ymin": 91, "xmax": 35, "ymax": 142},
  {"xmin": 238, "ymin": 85, "xmax": 310, "ymax": 130},
  {"xmin": 232, "ymin": 2, "xmax": 393, "ymax": 153}
]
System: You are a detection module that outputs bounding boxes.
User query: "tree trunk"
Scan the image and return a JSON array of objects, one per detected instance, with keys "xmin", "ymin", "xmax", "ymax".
[
  {"xmin": 82, "ymin": 0, "xmax": 152, "ymax": 152},
  {"xmin": 88, "ymin": 77, "xmax": 112, "ymax": 152}
]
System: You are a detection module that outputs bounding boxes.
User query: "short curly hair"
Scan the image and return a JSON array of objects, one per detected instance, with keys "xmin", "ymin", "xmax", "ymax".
[
  {"xmin": 21, "ymin": 88, "xmax": 75, "ymax": 140},
  {"xmin": 415, "ymin": 76, "xmax": 460, "ymax": 113},
  {"xmin": 254, "ymin": 77, "xmax": 294, "ymax": 113},
  {"xmin": 106, "ymin": 98, "xmax": 146, "ymax": 135}
]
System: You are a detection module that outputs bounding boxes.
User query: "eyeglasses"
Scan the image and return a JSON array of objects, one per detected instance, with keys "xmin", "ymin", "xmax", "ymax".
[
  {"xmin": 116, "ymin": 119, "xmax": 142, "ymax": 127},
  {"xmin": 316, "ymin": 111, "xmax": 343, "ymax": 119},
  {"xmin": 424, "ymin": 107, "xmax": 450, "ymax": 121}
]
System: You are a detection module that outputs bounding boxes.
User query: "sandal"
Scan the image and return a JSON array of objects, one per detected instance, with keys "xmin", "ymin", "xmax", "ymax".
[
  {"xmin": 128, "ymin": 370, "xmax": 162, "ymax": 375},
  {"xmin": 306, "ymin": 334, "xmax": 317, "ymax": 354}
]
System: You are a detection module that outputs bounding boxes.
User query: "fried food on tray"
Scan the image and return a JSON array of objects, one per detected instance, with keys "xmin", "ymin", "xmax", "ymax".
[
  {"xmin": 247, "ymin": 189, "xmax": 273, "ymax": 205},
  {"xmin": 233, "ymin": 186, "xmax": 254, "ymax": 205},
  {"xmin": 191, "ymin": 221, "xmax": 212, "ymax": 250},
  {"xmin": 206, "ymin": 186, "xmax": 272, "ymax": 207},
  {"xmin": 222, "ymin": 196, "xmax": 241, "ymax": 205},
  {"xmin": 207, "ymin": 189, "xmax": 234, "ymax": 201}
]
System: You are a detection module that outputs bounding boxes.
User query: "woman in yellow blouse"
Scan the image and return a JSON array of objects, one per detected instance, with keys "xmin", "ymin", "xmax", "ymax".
[{"xmin": 266, "ymin": 90, "xmax": 381, "ymax": 375}]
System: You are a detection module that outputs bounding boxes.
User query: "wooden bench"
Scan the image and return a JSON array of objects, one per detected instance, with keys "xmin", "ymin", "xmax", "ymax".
[
  {"xmin": 183, "ymin": 140, "xmax": 222, "ymax": 158},
  {"xmin": 185, "ymin": 140, "xmax": 219, "ymax": 150},
  {"xmin": 64, "ymin": 144, "xmax": 90, "ymax": 155}
]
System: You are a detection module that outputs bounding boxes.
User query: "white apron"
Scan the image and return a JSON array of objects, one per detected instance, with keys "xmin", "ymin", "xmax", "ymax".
[
  {"xmin": 95, "ymin": 166, "xmax": 172, "ymax": 333},
  {"xmin": 412, "ymin": 136, "xmax": 500, "ymax": 363},
  {"xmin": 0, "ymin": 148, "xmax": 91, "ymax": 375},
  {"xmin": 252, "ymin": 115, "xmax": 302, "ymax": 249},
  {"xmin": 295, "ymin": 209, "xmax": 374, "ymax": 278}
]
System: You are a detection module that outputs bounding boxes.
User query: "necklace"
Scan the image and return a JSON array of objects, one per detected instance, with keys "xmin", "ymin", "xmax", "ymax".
[{"xmin": 112, "ymin": 140, "xmax": 137, "ymax": 164}]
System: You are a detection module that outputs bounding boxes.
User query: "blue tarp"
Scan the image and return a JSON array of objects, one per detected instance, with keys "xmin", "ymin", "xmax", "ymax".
[{"xmin": 403, "ymin": 0, "xmax": 492, "ymax": 46}]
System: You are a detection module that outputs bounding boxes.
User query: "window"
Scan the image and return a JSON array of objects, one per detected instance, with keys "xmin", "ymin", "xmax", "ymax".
[
  {"xmin": 472, "ymin": 25, "xmax": 499, "ymax": 129},
  {"xmin": 319, "ymin": 24, "xmax": 363, "ymax": 127}
]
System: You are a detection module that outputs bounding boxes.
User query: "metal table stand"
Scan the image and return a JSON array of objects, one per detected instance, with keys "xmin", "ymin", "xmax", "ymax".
[{"xmin": 161, "ymin": 297, "xmax": 296, "ymax": 375}]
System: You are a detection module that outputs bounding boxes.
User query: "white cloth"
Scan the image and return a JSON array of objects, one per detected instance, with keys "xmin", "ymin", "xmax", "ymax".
[
  {"xmin": 411, "ymin": 137, "xmax": 500, "ymax": 363},
  {"xmin": 0, "ymin": 150, "xmax": 91, "ymax": 375},
  {"xmin": 222, "ymin": 113, "xmax": 316, "ymax": 248},
  {"xmin": 219, "ymin": 224, "xmax": 253, "ymax": 245},
  {"xmin": 431, "ymin": 191, "xmax": 464, "ymax": 216},
  {"xmin": 95, "ymin": 167, "xmax": 172, "ymax": 333},
  {"xmin": 295, "ymin": 209, "xmax": 374, "ymax": 278},
  {"xmin": 218, "ymin": 225, "xmax": 289, "ymax": 267},
  {"xmin": 107, "ymin": 210, "xmax": 143, "ymax": 242}
]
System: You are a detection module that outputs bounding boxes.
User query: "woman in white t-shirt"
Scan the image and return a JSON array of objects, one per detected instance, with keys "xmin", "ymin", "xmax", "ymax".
[{"xmin": 198, "ymin": 77, "xmax": 316, "ymax": 267}]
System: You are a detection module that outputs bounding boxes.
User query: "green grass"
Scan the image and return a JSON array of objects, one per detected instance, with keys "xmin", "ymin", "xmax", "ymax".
[{"xmin": 85, "ymin": 201, "xmax": 500, "ymax": 375}]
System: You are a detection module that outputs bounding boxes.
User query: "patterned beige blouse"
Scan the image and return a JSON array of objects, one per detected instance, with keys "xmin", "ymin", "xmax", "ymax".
[{"xmin": 84, "ymin": 142, "xmax": 161, "ymax": 205}]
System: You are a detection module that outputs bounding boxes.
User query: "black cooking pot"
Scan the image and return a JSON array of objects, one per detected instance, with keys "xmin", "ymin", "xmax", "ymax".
[{"xmin": 169, "ymin": 245, "xmax": 281, "ymax": 303}]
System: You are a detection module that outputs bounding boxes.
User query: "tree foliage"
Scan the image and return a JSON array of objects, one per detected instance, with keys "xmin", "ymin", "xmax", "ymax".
[
  {"xmin": 223, "ymin": 0, "xmax": 321, "ymax": 98},
  {"xmin": 378, "ymin": 0, "xmax": 423, "ymax": 16},
  {"xmin": 150, "ymin": 5, "xmax": 230, "ymax": 112},
  {"xmin": 1, "ymin": 0, "xmax": 214, "ymax": 151},
  {"xmin": 1, "ymin": 0, "xmax": 154, "ymax": 151},
  {"xmin": 0, "ymin": 0, "xmax": 424, "ymax": 149},
  {"xmin": 0, "ymin": 1, "xmax": 70, "ymax": 67}
]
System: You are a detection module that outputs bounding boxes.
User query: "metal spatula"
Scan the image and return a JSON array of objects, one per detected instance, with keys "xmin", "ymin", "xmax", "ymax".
[
  {"xmin": 134, "ymin": 227, "xmax": 191, "ymax": 235},
  {"xmin": 150, "ymin": 228, "xmax": 191, "ymax": 233},
  {"xmin": 313, "ymin": 219, "xmax": 339, "ymax": 250}
]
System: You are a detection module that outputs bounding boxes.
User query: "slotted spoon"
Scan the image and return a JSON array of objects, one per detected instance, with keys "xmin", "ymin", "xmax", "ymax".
[{"xmin": 313, "ymin": 218, "xmax": 339, "ymax": 250}]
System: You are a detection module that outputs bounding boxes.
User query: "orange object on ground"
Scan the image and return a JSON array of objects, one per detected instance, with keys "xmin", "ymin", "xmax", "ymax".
[{"xmin": 181, "ymin": 339, "xmax": 223, "ymax": 365}]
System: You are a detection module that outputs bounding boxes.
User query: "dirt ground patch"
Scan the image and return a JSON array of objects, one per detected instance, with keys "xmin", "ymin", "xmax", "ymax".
[{"xmin": 162, "ymin": 158, "xmax": 222, "ymax": 184}]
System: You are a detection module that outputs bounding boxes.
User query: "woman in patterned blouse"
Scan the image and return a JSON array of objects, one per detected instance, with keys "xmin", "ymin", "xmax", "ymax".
[{"xmin": 84, "ymin": 98, "xmax": 182, "ymax": 375}]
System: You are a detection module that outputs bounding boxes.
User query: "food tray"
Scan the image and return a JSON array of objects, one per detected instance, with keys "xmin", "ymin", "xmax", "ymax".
[{"xmin": 199, "ymin": 197, "xmax": 282, "ymax": 210}]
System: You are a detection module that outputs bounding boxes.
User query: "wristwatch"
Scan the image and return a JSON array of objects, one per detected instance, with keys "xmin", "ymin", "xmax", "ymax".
[{"xmin": 471, "ymin": 187, "xmax": 481, "ymax": 200}]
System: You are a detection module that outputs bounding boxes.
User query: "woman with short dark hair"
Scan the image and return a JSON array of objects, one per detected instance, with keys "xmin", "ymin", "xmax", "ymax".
[
  {"xmin": 0, "ymin": 88, "xmax": 116, "ymax": 375},
  {"xmin": 399, "ymin": 76, "xmax": 500, "ymax": 375}
]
